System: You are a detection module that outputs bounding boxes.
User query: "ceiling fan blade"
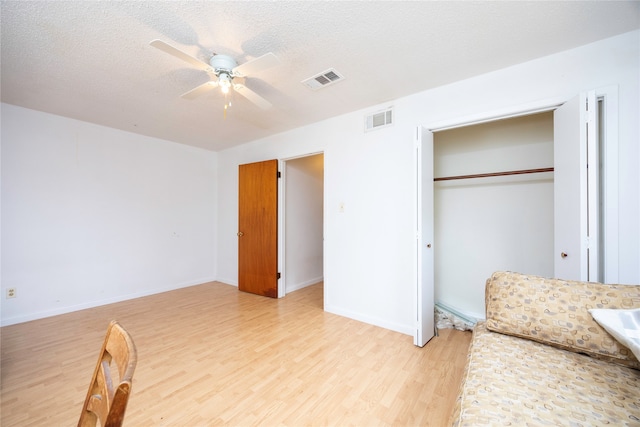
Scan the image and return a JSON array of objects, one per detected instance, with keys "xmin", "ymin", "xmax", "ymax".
[
  {"xmin": 181, "ymin": 81, "xmax": 218, "ymax": 99},
  {"xmin": 232, "ymin": 52, "xmax": 280, "ymax": 77},
  {"xmin": 150, "ymin": 39, "xmax": 212, "ymax": 72},
  {"xmin": 233, "ymin": 83, "xmax": 272, "ymax": 109}
]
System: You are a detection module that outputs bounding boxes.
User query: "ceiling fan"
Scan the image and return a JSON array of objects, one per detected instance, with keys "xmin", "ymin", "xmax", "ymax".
[{"xmin": 150, "ymin": 39, "xmax": 279, "ymax": 109}]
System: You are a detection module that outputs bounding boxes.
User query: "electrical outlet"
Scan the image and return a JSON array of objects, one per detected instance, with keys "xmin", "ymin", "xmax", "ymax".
[{"xmin": 7, "ymin": 288, "xmax": 16, "ymax": 299}]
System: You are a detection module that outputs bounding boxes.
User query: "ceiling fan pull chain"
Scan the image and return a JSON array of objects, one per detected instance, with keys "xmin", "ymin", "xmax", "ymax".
[{"xmin": 223, "ymin": 93, "xmax": 232, "ymax": 120}]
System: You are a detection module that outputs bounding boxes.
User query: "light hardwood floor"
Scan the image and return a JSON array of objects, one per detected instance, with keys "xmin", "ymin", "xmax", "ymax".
[{"xmin": 1, "ymin": 282, "xmax": 471, "ymax": 426}]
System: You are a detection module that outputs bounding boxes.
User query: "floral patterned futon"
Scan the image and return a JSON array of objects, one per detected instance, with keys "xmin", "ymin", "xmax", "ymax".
[{"xmin": 450, "ymin": 271, "xmax": 640, "ymax": 426}]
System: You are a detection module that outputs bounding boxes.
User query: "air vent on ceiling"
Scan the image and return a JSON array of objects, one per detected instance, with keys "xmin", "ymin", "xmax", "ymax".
[
  {"xmin": 301, "ymin": 68, "xmax": 345, "ymax": 90},
  {"xmin": 365, "ymin": 107, "xmax": 393, "ymax": 132}
]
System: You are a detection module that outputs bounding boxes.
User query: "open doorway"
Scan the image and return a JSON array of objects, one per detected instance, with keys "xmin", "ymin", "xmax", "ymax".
[{"xmin": 281, "ymin": 153, "xmax": 324, "ymax": 307}]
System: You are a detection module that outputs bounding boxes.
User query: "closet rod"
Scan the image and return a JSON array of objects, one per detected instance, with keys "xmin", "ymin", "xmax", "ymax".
[{"xmin": 434, "ymin": 167, "xmax": 554, "ymax": 182}]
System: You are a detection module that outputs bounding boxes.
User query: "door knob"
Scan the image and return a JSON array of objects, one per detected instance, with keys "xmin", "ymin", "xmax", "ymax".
[
  {"xmin": 561, "ymin": 252, "xmax": 568, "ymax": 258},
  {"xmin": 237, "ymin": 231, "xmax": 244, "ymax": 237}
]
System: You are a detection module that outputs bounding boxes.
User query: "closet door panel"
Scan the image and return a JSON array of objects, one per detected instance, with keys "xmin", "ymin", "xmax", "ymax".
[
  {"xmin": 415, "ymin": 126, "xmax": 435, "ymax": 347},
  {"xmin": 554, "ymin": 94, "xmax": 591, "ymax": 281}
]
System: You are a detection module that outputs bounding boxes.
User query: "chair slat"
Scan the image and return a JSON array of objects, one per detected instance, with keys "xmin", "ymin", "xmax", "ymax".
[{"xmin": 78, "ymin": 321, "xmax": 137, "ymax": 427}]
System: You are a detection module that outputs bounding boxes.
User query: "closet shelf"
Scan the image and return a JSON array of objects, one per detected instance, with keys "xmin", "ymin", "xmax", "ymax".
[{"xmin": 434, "ymin": 167, "xmax": 554, "ymax": 182}]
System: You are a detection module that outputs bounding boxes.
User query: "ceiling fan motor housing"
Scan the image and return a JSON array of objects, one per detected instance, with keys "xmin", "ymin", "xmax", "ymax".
[{"xmin": 210, "ymin": 54, "xmax": 237, "ymax": 75}]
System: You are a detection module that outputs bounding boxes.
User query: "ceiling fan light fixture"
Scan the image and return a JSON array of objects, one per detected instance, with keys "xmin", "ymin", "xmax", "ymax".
[{"xmin": 218, "ymin": 72, "xmax": 232, "ymax": 94}]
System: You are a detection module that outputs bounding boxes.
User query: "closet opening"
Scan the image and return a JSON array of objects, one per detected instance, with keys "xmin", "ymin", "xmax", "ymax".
[{"xmin": 432, "ymin": 112, "xmax": 555, "ymax": 321}]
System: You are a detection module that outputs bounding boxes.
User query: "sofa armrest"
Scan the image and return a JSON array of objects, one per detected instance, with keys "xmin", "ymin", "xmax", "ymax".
[{"xmin": 484, "ymin": 271, "xmax": 640, "ymax": 369}]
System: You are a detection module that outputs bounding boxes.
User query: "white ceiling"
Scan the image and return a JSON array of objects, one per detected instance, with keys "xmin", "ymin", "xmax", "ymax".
[{"xmin": 2, "ymin": 1, "xmax": 639, "ymax": 152}]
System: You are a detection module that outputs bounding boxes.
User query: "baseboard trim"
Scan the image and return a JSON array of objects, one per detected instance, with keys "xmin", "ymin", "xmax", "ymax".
[
  {"xmin": 216, "ymin": 277, "xmax": 238, "ymax": 287},
  {"xmin": 324, "ymin": 304, "xmax": 414, "ymax": 336},
  {"xmin": 285, "ymin": 276, "xmax": 324, "ymax": 293},
  {"xmin": 1, "ymin": 276, "xmax": 217, "ymax": 326}
]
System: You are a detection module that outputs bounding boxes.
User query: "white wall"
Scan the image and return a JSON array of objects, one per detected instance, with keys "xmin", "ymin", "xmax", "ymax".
[
  {"xmin": 434, "ymin": 113, "xmax": 555, "ymax": 319},
  {"xmin": 285, "ymin": 154, "xmax": 324, "ymax": 293},
  {"xmin": 217, "ymin": 30, "xmax": 639, "ymax": 332},
  {"xmin": 1, "ymin": 104, "xmax": 217, "ymax": 325}
]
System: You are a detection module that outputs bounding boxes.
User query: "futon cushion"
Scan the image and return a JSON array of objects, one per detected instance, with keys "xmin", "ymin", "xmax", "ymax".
[
  {"xmin": 484, "ymin": 271, "xmax": 640, "ymax": 370},
  {"xmin": 450, "ymin": 322, "xmax": 640, "ymax": 426}
]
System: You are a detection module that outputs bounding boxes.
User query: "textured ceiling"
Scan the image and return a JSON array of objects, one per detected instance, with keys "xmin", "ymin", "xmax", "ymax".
[{"xmin": 2, "ymin": 1, "xmax": 639, "ymax": 152}]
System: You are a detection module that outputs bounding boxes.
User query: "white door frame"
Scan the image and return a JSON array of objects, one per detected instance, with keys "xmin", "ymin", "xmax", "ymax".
[
  {"xmin": 596, "ymin": 86, "xmax": 619, "ymax": 283},
  {"xmin": 278, "ymin": 151, "xmax": 326, "ymax": 299}
]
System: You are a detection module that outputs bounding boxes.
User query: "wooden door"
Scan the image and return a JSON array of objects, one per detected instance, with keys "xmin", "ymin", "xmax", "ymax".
[{"xmin": 238, "ymin": 159, "xmax": 279, "ymax": 297}]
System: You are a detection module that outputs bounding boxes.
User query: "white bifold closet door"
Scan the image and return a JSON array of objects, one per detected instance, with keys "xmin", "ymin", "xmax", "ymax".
[
  {"xmin": 554, "ymin": 91, "xmax": 598, "ymax": 282},
  {"xmin": 415, "ymin": 126, "xmax": 435, "ymax": 347}
]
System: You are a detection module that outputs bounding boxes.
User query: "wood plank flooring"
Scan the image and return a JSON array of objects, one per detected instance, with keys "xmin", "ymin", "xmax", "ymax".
[{"xmin": 1, "ymin": 282, "xmax": 471, "ymax": 426}]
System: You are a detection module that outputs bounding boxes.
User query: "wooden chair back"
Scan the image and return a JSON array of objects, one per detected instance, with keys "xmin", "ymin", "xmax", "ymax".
[{"xmin": 78, "ymin": 320, "xmax": 138, "ymax": 427}]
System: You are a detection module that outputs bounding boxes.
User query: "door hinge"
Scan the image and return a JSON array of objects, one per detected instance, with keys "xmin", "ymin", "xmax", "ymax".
[
  {"xmin": 277, "ymin": 171, "xmax": 281, "ymax": 178},
  {"xmin": 277, "ymin": 272, "xmax": 281, "ymax": 279}
]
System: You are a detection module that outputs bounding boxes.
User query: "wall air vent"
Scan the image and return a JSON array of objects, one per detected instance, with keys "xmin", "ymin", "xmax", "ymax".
[
  {"xmin": 365, "ymin": 107, "xmax": 393, "ymax": 132},
  {"xmin": 301, "ymin": 68, "xmax": 345, "ymax": 90}
]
